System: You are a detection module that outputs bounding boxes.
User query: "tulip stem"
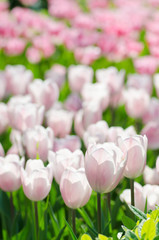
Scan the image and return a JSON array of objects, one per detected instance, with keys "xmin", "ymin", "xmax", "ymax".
[
  {"xmin": 10, "ymin": 192, "xmax": 14, "ymax": 221},
  {"xmin": 35, "ymin": 202, "xmax": 39, "ymax": 239},
  {"xmin": 32, "ymin": 201, "xmax": 38, "ymax": 240},
  {"xmin": 97, "ymin": 192, "xmax": 101, "ymax": 233},
  {"xmin": 72, "ymin": 209, "xmax": 76, "ymax": 235},
  {"xmin": 130, "ymin": 179, "xmax": 135, "ymax": 206},
  {"xmin": 107, "ymin": 192, "xmax": 112, "ymax": 233}
]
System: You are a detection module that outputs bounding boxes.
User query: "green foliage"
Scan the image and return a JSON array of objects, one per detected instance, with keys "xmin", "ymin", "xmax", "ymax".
[{"xmin": 120, "ymin": 206, "xmax": 159, "ymax": 240}]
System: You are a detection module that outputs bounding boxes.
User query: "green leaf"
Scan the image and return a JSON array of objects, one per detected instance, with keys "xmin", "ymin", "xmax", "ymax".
[
  {"xmin": 141, "ymin": 219, "xmax": 156, "ymax": 240},
  {"xmin": 56, "ymin": 225, "xmax": 66, "ymax": 240},
  {"xmin": 153, "ymin": 237, "xmax": 159, "ymax": 240},
  {"xmin": 81, "ymin": 234, "xmax": 92, "ymax": 240},
  {"xmin": 129, "ymin": 205, "xmax": 147, "ymax": 220},
  {"xmin": 151, "ymin": 209, "xmax": 159, "ymax": 221},
  {"xmin": 125, "ymin": 230, "xmax": 139, "ymax": 240},
  {"xmin": 122, "ymin": 215, "xmax": 136, "ymax": 229},
  {"xmin": 156, "ymin": 222, "xmax": 159, "ymax": 235},
  {"xmin": 65, "ymin": 220, "xmax": 78, "ymax": 240},
  {"xmin": 137, "ymin": 220, "xmax": 146, "ymax": 238},
  {"xmin": 98, "ymin": 234, "xmax": 113, "ymax": 240},
  {"xmin": 77, "ymin": 208, "xmax": 94, "ymax": 229}
]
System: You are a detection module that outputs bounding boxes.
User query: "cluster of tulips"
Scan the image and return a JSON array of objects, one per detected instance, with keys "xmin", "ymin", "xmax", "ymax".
[{"xmin": 1, "ymin": 0, "xmax": 159, "ymax": 68}]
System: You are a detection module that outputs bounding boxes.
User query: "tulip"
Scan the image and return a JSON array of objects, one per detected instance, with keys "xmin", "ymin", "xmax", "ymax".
[
  {"xmin": 60, "ymin": 167, "xmax": 92, "ymax": 209},
  {"xmin": 64, "ymin": 93, "xmax": 82, "ymax": 113},
  {"xmin": 85, "ymin": 142, "xmax": 127, "ymax": 193},
  {"xmin": 0, "ymin": 71, "xmax": 6, "ymax": 100},
  {"xmin": 127, "ymin": 74, "xmax": 152, "ymax": 95},
  {"xmin": 141, "ymin": 121, "xmax": 159, "ymax": 150},
  {"xmin": 0, "ymin": 103, "xmax": 9, "ymax": 134},
  {"xmin": 5, "ymin": 65, "xmax": 33, "ymax": 95},
  {"xmin": 8, "ymin": 102, "xmax": 44, "ymax": 132},
  {"xmin": 143, "ymin": 184, "xmax": 159, "ymax": 210},
  {"xmin": 48, "ymin": 149, "xmax": 84, "ymax": 184},
  {"xmin": 83, "ymin": 120, "xmax": 108, "ymax": 147},
  {"xmin": 154, "ymin": 73, "xmax": 159, "ymax": 98},
  {"xmin": 28, "ymin": 79, "xmax": 59, "ymax": 110},
  {"xmin": 68, "ymin": 65, "xmax": 93, "ymax": 92},
  {"xmin": 26, "ymin": 47, "xmax": 41, "ymax": 64},
  {"xmin": 53, "ymin": 135, "xmax": 81, "ymax": 152},
  {"xmin": 45, "ymin": 64, "xmax": 66, "ymax": 88},
  {"xmin": 124, "ymin": 88, "xmax": 150, "ymax": 118},
  {"xmin": 120, "ymin": 182, "xmax": 146, "ymax": 212},
  {"xmin": 0, "ymin": 154, "xmax": 24, "ymax": 192},
  {"xmin": 107, "ymin": 126, "xmax": 136, "ymax": 144},
  {"xmin": 0, "ymin": 143, "xmax": 4, "ymax": 157},
  {"xmin": 23, "ymin": 126, "xmax": 54, "ymax": 162},
  {"xmin": 143, "ymin": 165, "xmax": 159, "ymax": 185},
  {"xmin": 142, "ymin": 98, "xmax": 159, "ymax": 124},
  {"xmin": 21, "ymin": 159, "xmax": 53, "ymax": 201},
  {"xmin": 117, "ymin": 135, "xmax": 147, "ymax": 179},
  {"xmin": 134, "ymin": 56, "xmax": 158, "ymax": 75},
  {"xmin": 46, "ymin": 108, "xmax": 73, "ymax": 138},
  {"xmin": 9, "ymin": 129, "xmax": 24, "ymax": 156},
  {"xmin": 74, "ymin": 46, "xmax": 101, "ymax": 65}
]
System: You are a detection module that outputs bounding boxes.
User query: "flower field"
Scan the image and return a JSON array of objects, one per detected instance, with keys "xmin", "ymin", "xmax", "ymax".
[{"xmin": 1, "ymin": 0, "xmax": 159, "ymax": 239}]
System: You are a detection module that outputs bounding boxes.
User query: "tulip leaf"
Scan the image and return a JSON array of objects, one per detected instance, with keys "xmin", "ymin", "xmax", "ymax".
[
  {"xmin": 77, "ymin": 208, "xmax": 94, "ymax": 229},
  {"xmin": 65, "ymin": 220, "xmax": 78, "ymax": 240},
  {"xmin": 122, "ymin": 215, "xmax": 136, "ymax": 229},
  {"xmin": 141, "ymin": 219, "xmax": 156, "ymax": 239},
  {"xmin": 153, "ymin": 237, "xmax": 159, "ymax": 240},
  {"xmin": 55, "ymin": 225, "xmax": 66, "ymax": 240},
  {"xmin": 129, "ymin": 205, "xmax": 147, "ymax": 220},
  {"xmin": 125, "ymin": 230, "xmax": 139, "ymax": 240},
  {"xmin": 156, "ymin": 222, "xmax": 159, "ymax": 235},
  {"xmin": 81, "ymin": 234, "xmax": 92, "ymax": 240}
]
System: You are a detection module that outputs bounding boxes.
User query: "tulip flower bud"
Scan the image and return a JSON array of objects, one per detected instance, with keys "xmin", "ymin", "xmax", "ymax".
[
  {"xmin": 48, "ymin": 149, "xmax": 84, "ymax": 184},
  {"xmin": 85, "ymin": 142, "xmax": 127, "ymax": 193},
  {"xmin": 117, "ymin": 135, "xmax": 147, "ymax": 179},
  {"xmin": 60, "ymin": 167, "xmax": 92, "ymax": 209},
  {"xmin": 23, "ymin": 125, "xmax": 54, "ymax": 162},
  {"xmin": 21, "ymin": 159, "xmax": 53, "ymax": 201},
  {"xmin": 0, "ymin": 103, "xmax": 9, "ymax": 134},
  {"xmin": 0, "ymin": 154, "xmax": 24, "ymax": 192}
]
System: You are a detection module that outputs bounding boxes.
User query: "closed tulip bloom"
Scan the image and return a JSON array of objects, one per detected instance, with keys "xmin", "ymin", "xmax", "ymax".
[
  {"xmin": 127, "ymin": 74, "xmax": 152, "ymax": 95},
  {"xmin": 8, "ymin": 103, "xmax": 44, "ymax": 132},
  {"xmin": 45, "ymin": 64, "xmax": 66, "ymax": 88},
  {"xmin": 53, "ymin": 135, "xmax": 81, "ymax": 152},
  {"xmin": 0, "ymin": 103, "xmax": 9, "ymax": 134},
  {"xmin": 64, "ymin": 93, "xmax": 82, "ymax": 113},
  {"xmin": 85, "ymin": 142, "xmax": 127, "ymax": 193},
  {"xmin": 60, "ymin": 167, "xmax": 92, "ymax": 209},
  {"xmin": 68, "ymin": 65, "xmax": 93, "ymax": 92},
  {"xmin": 5, "ymin": 65, "xmax": 33, "ymax": 95},
  {"xmin": 48, "ymin": 149, "xmax": 84, "ymax": 184},
  {"xmin": 154, "ymin": 73, "xmax": 159, "ymax": 98},
  {"xmin": 143, "ymin": 165, "xmax": 159, "ymax": 185},
  {"xmin": 83, "ymin": 121, "xmax": 108, "ymax": 147},
  {"xmin": 23, "ymin": 126, "xmax": 54, "ymax": 162},
  {"xmin": 21, "ymin": 159, "xmax": 53, "ymax": 201},
  {"xmin": 143, "ymin": 184, "xmax": 159, "ymax": 210},
  {"xmin": 0, "ymin": 71, "xmax": 6, "ymax": 100},
  {"xmin": 142, "ymin": 98, "xmax": 159, "ymax": 124},
  {"xmin": 141, "ymin": 121, "xmax": 159, "ymax": 150},
  {"xmin": 117, "ymin": 135, "xmax": 147, "ymax": 179},
  {"xmin": 120, "ymin": 182, "xmax": 146, "ymax": 212},
  {"xmin": 0, "ymin": 154, "xmax": 24, "ymax": 192},
  {"xmin": 124, "ymin": 88, "xmax": 150, "ymax": 118},
  {"xmin": 28, "ymin": 79, "xmax": 59, "ymax": 110},
  {"xmin": 107, "ymin": 126, "xmax": 136, "ymax": 144},
  {"xmin": 46, "ymin": 109, "xmax": 73, "ymax": 138}
]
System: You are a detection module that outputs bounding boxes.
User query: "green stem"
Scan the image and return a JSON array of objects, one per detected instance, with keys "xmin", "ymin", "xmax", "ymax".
[
  {"xmin": 107, "ymin": 192, "xmax": 112, "ymax": 233},
  {"xmin": 10, "ymin": 192, "xmax": 14, "ymax": 221},
  {"xmin": 97, "ymin": 192, "xmax": 101, "ymax": 233},
  {"xmin": 72, "ymin": 209, "xmax": 76, "ymax": 235},
  {"xmin": 130, "ymin": 179, "xmax": 135, "ymax": 206},
  {"xmin": 31, "ymin": 201, "xmax": 38, "ymax": 240}
]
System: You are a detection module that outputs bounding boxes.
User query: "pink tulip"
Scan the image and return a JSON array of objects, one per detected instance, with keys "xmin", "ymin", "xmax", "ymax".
[
  {"xmin": 154, "ymin": 73, "xmax": 159, "ymax": 98},
  {"xmin": 0, "ymin": 144, "xmax": 4, "ymax": 157},
  {"xmin": 120, "ymin": 182, "xmax": 146, "ymax": 211},
  {"xmin": 53, "ymin": 135, "xmax": 81, "ymax": 152},
  {"xmin": 4, "ymin": 38, "xmax": 26, "ymax": 56},
  {"xmin": 60, "ymin": 167, "xmax": 92, "ymax": 209},
  {"xmin": 117, "ymin": 135, "xmax": 147, "ymax": 178},
  {"xmin": 64, "ymin": 93, "xmax": 82, "ymax": 113},
  {"xmin": 26, "ymin": 47, "xmax": 41, "ymax": 64},
  {"xmin": 81, "ymin": 82, "xmax": 109, "ymax": 111},
  {"xmin": 8, "ymin": 102, "xmax": 44, "ymax": 132},
  {"xmin": 143, "ymin": 165, "xmax": 159, "ymax": 185},
  {"xmin": 74, "ymin": 101, "xmax": 103, "ymax": 138},
  {"xmin": 21, "ymin": 159, "xmax": 53, "ymax": 201},
  {"xmin": 32, "ymin": 35, "xmax": 55, "ymax": 58},
  {"xmin": 74, "ymin": 46, "xmax": 101, "ymax": 65},
  {"xmin": 141, "ymin": 121, "xmax": 159, "ymax": 150},
  {"xmin": 9, "ymin": 129, "xmax": 24, "ymax": 156},
  {"xmin": 5, "ymin": 65, "xmax": 33, "ymax": 95},
  {"xmin": 0, "ymin": 103, "xmax": 9, "ymax": 134},
  {"xmin": 23, "ymin": 126, "xmax": 54, "ymax": 162},
  {"xmin": 134, "ymin": 56, "xmax": 158, "ymax": 75},
  {"xmin": 142, "ymin": 98, "xmax": 159, "ymax": 124},
  {"xmin": 85, "ymin": 142, "xmax": 127, "ymax": 193},
  {"xmin": 88, "ymin": 0, "xmax": 108, "ymax": 9},
  {"xmin": 73, "ymin": 14, "xmax": 96, "ymax": 30},
  {"xmin": 68, "ymin": 65, "xmax": 93, "ymax": 92},
  {"xmin": 0, "ymin": 154, "xmax": 24, "ymax": 192},
  {"xmin": 28, "ymin": 79, "xmax": 59, "ymax": 110},
  {"xmin": 127, "ymin": 74, "xmax": 152, "ymax": 95},
  {"xmin": 83, "ymin": 121, "xmax": 108, "ymax": 147},
  {"xmin": 124, "ymin": 88, "xmax": 150, "ymax": 118},
  {"xmin": 155, "ymin": 156, "xmax": 159, "ymax": 173},
  {"xmin": 48, "ymin": 149, "xmax": 84, "ymax": 184},
  {"xmin": 45, "ymin": 64, "xmax": 66, "ymax": 88},
  {"xmin": 143, "ymin": 184, "xmax": 159, "ymax": 210},
  {"xmin": 107, "ymin": 126, "xmax": 136, "ymax": 144},
  {"xmin": 0, "ymin": 71, "xmax": 6, "ymax": 100},
  {"xmin": 46, "ymin": 108, "xmax": 73, "ymax": 138}
]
